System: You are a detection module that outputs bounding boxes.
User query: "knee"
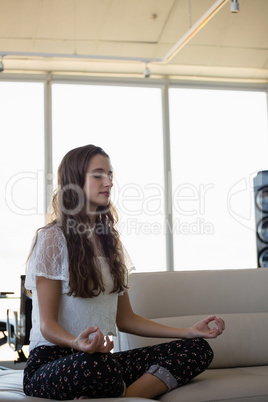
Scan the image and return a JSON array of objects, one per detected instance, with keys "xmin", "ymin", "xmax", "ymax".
[
  {"xmin": 99, "ymin": 354, "xmax": 125, "ymax": 397},
  {"xmin": 171, "ymin": 338, "xmax": 214, "ymax": 369},
  {"xmin": 78, "ymin": 353, "xmax": 125, "ymax": 397},
  {"xmin": 197, "ymin": 338, "xmax": 214, "ymax": 368}
]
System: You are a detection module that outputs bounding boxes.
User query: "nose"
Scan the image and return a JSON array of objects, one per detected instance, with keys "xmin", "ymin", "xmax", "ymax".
[{"xmin": 104, "ymin": 176, "xmax": 113, "ymax": 188}]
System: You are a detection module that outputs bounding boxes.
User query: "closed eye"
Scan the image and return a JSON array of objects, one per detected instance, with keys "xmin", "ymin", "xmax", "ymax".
[
  {"xmin": 91, "ymin": 172, "xmax": 113, "ymax": 181},
  {"xmin": 89, "ymin": 168, "xmax": 113, "ymax": 180}
]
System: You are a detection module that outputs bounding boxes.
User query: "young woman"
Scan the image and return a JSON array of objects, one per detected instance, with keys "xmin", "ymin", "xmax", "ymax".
[{"xmin": 23, "ymin": 144, "xmax": 225, "ymax": 400}]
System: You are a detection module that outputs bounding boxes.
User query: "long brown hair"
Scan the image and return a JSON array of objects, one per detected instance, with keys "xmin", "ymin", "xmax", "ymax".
[{"xmin": 32, "ymin": 145, "xmax": 128, "ymax": 298}]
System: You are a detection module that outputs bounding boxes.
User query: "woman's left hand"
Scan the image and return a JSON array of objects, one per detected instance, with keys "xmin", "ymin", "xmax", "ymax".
[{"xmin": 189, "ymin": 315, "xmax": 225, "ymax": 339}]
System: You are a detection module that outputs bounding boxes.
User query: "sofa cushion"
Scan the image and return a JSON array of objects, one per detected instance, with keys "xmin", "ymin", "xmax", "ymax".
[
  {"xmin": 127, "ymin": 270, "xmax": 268, "ymax": 319},
  {"xmin": 118, "ymin": 313, "xmax": 268, "ymax": 368},
  {"xmin": 158, "ymin": 366, "xmax": 268, "ymax": 402}
]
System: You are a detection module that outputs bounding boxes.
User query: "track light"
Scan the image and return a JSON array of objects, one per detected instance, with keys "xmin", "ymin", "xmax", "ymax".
[
  {"xmin": 162, "ymin": 0, "xmax": 228, "ymax": 63},
  {"xmin": 143, "ymin": 65, "xmax": 151, "ymax": 78},
  {"xmin": 0, "ymin": 55, "xmax": 4, "ymax": 72},
  {"xmin": 231, "ymin": 0, "xmax": 239, "ymax": 13}
]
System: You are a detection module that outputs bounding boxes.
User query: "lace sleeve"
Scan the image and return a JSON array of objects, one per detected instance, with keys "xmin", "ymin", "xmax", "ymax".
[
  {"xmin": 25, "ymin": 225, "xmax": 69, "ymax": 290},
  {"xmin": 117, "ymin": 242, "xmax": 135, "ymax": 296},
  {"xmin": 121, "ymin": 243, "xmax": 135, "ymax": 273}
]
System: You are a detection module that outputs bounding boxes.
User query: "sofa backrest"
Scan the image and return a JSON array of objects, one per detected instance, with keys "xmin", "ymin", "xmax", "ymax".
[{"xmin": 116, "ymin": 269, "xmax": 268, "ymax": 369}]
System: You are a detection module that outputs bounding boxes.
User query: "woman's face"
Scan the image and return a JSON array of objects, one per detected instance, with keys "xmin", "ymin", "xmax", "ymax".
[{"xmin": 83, "ymin": 154, "xmax": 113, "ymax": 212}]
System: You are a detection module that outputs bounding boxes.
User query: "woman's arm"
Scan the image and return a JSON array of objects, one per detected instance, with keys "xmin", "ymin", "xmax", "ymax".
[
  {"xmin": 36, "ymin": 276, "xmax": 73, "ymax": 347},
  {"xmin": 36, "ymin": 276, "xmax": 113, "ymax": 353},
  {"xmin": 116, "ymin": 291, "xmax": 225, "ymax": 339}
]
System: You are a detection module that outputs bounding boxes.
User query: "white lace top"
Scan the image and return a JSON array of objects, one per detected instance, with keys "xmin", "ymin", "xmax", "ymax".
[{"xmin": 25, "ymin": 224, "xmax": 134, "ymax": 351}]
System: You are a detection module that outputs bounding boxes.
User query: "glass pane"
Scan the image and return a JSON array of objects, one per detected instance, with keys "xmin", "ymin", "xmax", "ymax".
[
  {"xmin": 52, "ymin": 84, "xmax": 165, "ymax": 271},
  {"xmin": 169, "ymin": 88, "xmax": 268, "ymax": 270},
  {"xmin": 0, "ymin": 82, "xmax": 44, "ymax": 297}
]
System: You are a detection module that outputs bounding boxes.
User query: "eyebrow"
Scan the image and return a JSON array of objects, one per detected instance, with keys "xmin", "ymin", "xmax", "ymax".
[{"xmin": 90, "ymin": 168, "xmax": 113, "ymax": 174}]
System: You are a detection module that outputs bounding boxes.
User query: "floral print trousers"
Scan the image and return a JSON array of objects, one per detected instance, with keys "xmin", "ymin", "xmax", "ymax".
[{"xmin": 24, "ymin": 338, "xmax": 213, "ymax": 400}]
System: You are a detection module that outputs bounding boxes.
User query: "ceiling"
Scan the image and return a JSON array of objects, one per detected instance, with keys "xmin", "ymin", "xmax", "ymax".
[{"xmin": 0, "ymin": 0, "xmax": 268, "ymax": 82}]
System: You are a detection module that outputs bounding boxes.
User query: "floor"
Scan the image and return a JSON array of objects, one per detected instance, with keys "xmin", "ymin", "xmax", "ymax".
[{"xmin": 0, "ymin": 343, "xmax": 27, "ymax": 370}]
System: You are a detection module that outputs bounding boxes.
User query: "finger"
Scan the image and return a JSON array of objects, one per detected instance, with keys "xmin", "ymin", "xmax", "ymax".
[
  {"xmin": 219, "ymin": 318, "xmax": 225, "ymax": 330},
  {"xmin": 206, "ymin": 327, "xmax": 220, "ymax": 339},
  {"xmin": 215, "ymin": 317, "xmax": 225, "ymax": 326},
  {"xmin": 105, "ymin": 341, "xmax": 114, "ymax": 353},
  {"xmin": 207, "ymin": 315, "xmax": 216, "ymax": 322},
  {"xmin": 89, "ymin": 334, "xmax": 112, "ymax": 354},
  {"xmin": 213, "ymin": 322, "xmax": 222, "ymax": 335},
  {"xmin": 215, "ymin": 318, "xmax": 225, "ymax": 332},
  {"xmin": 93, "ymin": 329, "xmax": 107, "ymax": 351},
  {"xmin": 91, "ymin": 331, "xmax": 102, "ymax": 349},
  {"xmin": 83, "ymin": 343, "xmax": 95, "ymax": 354},
  {"xmin": 203, "ymin": 315, "xmax": 216, "ymax": 325},
  {"xmin": 100, "ymin": 338, "xmax": 114, "ymax": 353},
  {"xmin": 81, "ymin": 326, "xmax": 99, "ymax": 339},
  {"xmin": 94, "ymin": 328, "xmax": 104, "ymax": 340},
  {"xmin": 105, "ymin": 336, "xmax": 113, "ymax": 349},
  {"xmin": 85, "ymin": 332, "xmax": 102, "ymax": 353}
]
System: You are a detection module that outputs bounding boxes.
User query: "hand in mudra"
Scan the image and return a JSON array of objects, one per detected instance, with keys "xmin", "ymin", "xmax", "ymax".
[
  {"xmin": 73, "ymin": 327, "xmax": 114, "ymax": 354},
  {"xmin": 189, "ymin": 315, "xmax": 225, "ymax": 339}
]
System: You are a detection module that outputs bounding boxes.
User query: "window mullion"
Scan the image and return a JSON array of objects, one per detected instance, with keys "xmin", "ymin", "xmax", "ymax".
[
  {"xmin": 162, "ymin": 81, "xmax": 174, "ymax": 271},
  {"xmin": 44, "ymin": 74, "xmax": 53, "ymax": 221}
]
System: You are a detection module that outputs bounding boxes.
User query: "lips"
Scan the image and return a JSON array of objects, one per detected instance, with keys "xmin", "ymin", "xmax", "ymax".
[{"xmin": 100, "ymin": 192, "xmax": 110, "ymax": 197}]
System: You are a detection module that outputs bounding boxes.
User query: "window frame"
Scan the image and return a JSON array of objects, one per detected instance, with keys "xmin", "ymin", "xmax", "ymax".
[{"xmin": 1, "ymin": 73, "xmax": 268, "ymax": 273}]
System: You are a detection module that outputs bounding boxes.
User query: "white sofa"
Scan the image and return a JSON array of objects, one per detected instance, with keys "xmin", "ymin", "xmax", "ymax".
[{"xmin": 1, "ymin": 268, "xmax": 268, "ymax": 401}]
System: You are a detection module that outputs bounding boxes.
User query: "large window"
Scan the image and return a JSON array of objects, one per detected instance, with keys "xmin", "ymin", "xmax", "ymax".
[
  {"xmin": 169, "ymin": 88, "xmax": 268, "ymax": 269},
  {"xmin": 0, "ymin": 81, "xmax": 44, "ymax": 297},
  {"xmin": 52, "ymin": 83, "xmax": 165, "ymax": 271}
]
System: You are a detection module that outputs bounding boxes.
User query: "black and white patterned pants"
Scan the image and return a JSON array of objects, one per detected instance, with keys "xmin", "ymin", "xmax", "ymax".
[{"xmin": 24, "ymin": 338, "xmax": 213, "ymax": 400}]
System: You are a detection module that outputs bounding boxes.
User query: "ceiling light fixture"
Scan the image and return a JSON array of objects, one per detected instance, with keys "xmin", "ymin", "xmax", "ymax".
[
  {"xmin": 230, "ymin": 0, "xmax": 239, "ymax": 13},
  {"xmin": 162, "ymin": 0, "xmax": 228, "ymax": 63},
  {"xmin": 143, "ymin": 64, "xmax": 151, "ymax": 78}
]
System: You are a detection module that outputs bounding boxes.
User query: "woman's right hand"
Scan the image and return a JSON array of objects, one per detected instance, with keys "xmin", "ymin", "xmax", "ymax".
[{"xmin": 72, "ymin": 327, "xmax": 114, "ymax": 354}]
